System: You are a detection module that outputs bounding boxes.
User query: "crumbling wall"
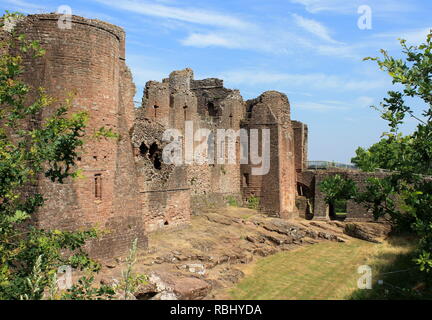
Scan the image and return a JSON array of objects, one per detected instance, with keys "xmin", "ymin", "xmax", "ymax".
[
  {"xmin": 304, "ymin": 170, "xmax": 390, "ymax": 221},
  {"xmin": 296, "ymin": 171, "xmax": 315, "ymax": 218},
  {"xmin": 344, "ymin": 171, "xmax": 391, "ymax": 221},
  {"xmin": 132, "ymin": 108, "xmax": 191, "ymax": 232},
  {"xmin": 189, "ymin": 77, "xmax": 244, "ymax": 208},
  {"xmin": 133, "ymin": 69, "xmax": 197, "ymax": 231},
  {"xmin": 136, "ymin": 70, "xmax": 246, "ymax": 225},
  {"xmin": 241, "ymin": 91, "xmax": 298, "ymax": 218},
  {"xmin": 292, "ymin": 121, "xmax": 308, "ymax": 172}
]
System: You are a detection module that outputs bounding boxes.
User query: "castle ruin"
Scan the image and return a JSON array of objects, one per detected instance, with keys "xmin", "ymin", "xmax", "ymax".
[{"xmin": 10, "ymin": 14, "xmax": 376, "ymax": 259}]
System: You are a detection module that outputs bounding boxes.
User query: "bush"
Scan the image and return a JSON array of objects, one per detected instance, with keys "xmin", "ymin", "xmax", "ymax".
[
  {"xmin": 247, "ymin": 196, "xmax": 260, "ymax": 210},
  {"xmin": 226, "ymin": 195, "xmax": 239, "ymax": 207}
]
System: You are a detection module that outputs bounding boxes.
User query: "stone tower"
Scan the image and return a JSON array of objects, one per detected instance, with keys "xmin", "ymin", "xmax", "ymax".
[
  {"xmin": 241, "ymin": 91, "xmax": 298, "ymax": 219},
  {"xmin": 15, "ymin": 14, "xmax": 146, "ymax": 258}
]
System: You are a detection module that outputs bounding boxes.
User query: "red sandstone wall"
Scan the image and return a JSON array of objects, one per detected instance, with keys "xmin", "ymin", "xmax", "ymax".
[
  {"xmin": 309, "ymin": 170, "xmax": 390, "ymax": 221},
  {"xmin": 136, "ymin": 70, "xmax": 245, "ymax": 231},
  {"xmin": 292, "ymin": 121, "xmax": 308, "ymax": 173},
  {"xmin": 278, "ymin": 125, "xmax": 297, "ymax": 218},
  {"xmin": 241, "ymin": 92, "xmax": 298, "ymax": 218},
  {"xmin": 16, "ymin": 14, "xmax": 146, "ymax": 259}
]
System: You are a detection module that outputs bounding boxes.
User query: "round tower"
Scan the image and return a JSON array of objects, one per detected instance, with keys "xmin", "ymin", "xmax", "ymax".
[{"xmin": 14, "ymin": 14, "xmax": 146, "ymax": 258}]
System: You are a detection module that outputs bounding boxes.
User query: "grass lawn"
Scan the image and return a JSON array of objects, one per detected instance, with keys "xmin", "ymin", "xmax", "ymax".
[{"xmin": 226, "ymin": 236, "xmax": 429, "ymax": 300}]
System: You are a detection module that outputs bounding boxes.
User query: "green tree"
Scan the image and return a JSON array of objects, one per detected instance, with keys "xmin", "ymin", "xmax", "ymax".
[
  {"xmin": 0, "ymin": 12, "xmax": 110, "ymax": 299},
  {"xmin": 319, "ymin": 174, "xmax": 357, "ymax": 217},
  {"xmin": 352, "ymin": 30, "xmax": 432, "ymax": 278}
]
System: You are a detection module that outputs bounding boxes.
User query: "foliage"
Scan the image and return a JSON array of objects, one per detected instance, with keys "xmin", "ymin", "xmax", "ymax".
[
  {"xmin": 226, "ymin": 195, "xmax": 239, "ymax": 207},
  {"xmin": 220, "ymin": 165, "xmax": 227, "ymax": 175},
  {"xmin": 0, "ymin": 11, "xmax": 115, "ymax": 300},
  {"xmin": 350, "ymin": 236, "xmax": 430, "ymax": 300},
  {"xmin": 319, "ymin": 174, "xmax": 357, "ymax": 205},
  {"xmin": 246, "ymin": 196, "xmax": 260, "ymax": 210},
  {"xmin": 93, "ymin": 126, "xmax": 119, "ymax": 140},
  {"xmin": 334, "ymin": 199, "xmax": 347, "ymax": 214},
  {"xmin": 351, "ymin": 30, "xmax": 432, "ymax": 280},
  {"xmin": 61, "ymin": 276, "xmax": 115, "ymax": 300},
  {"xmin": 351, "ymin": 135, "xmax": 414, "ymax": 172},
  {"xmin": 115, "ymin": 238, "xmax": 148, "ymax": 300}
]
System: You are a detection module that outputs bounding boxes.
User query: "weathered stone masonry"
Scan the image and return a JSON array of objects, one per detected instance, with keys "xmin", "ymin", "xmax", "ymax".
[
  {"xmin": 13, "ymin": 14, "xmax": 374, "ymax": 259},
  {"xmin": 133, "ymin": 68, "xmax": 304, "ymax": 227},
  {"xmin": 15, "ymin": 14, "xmax": 146, "ymax": 259}
]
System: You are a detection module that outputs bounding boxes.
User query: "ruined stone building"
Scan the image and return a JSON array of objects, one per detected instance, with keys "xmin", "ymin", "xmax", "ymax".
[{"xmin": 10, "ymin": 14, "xmax": 375, "ymax": 259}]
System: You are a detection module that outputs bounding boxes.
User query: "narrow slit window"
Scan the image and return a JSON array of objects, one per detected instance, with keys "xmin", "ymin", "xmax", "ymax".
[
  {"xmin": 154, "ymin": 105, "xmax": 159, "ymax": 118},
  {"xmin": 95, "ymin": 174, "xmax": 102, "ymax": 200},
  {"xmin": 183, "ymin": 105, "xmax": 188, "ymax": 121}
]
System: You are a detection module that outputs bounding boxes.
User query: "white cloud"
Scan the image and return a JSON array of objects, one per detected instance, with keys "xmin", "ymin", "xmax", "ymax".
[
  {"xmin": 290, "ymin": 0, "xmax": 413, "ymax": 15},
  {"xmin": 91, "ymin": 0, "xmax": 369, "ymax": 60},
  {"xmin": 295, "ymin": 101, "xmax": 347, "ymax": 111},
  {"xmin": 290, "ymin": 0, "xmax": 357, "ymax": 14},
  {"xmin": 295, "ymin": 96, "xmax": 375, "ymax": 112},
  {"xmin": 356, "ymin": 96, "xmax": 375, "ymax": 106},
  {"xmin": 373, "ymin": 28, "xmax": 432, "ymax": 45},
  {"xmin": 94, "ymin": 0, "xmax": 252, "ymax": 29},
  {"xmin": 179, "ymin": 29, "xmax": 294, "ymax": 53},
  {"xmin": 181, "ymin": 33, "xmax": 242, "ymax": 49},
  {"xmin": 179, "ymin": 26, "xmax": 359, "ymax": 59},
  {"xmin": 1, "ymin": 0, "xmax": 47, "ymax": 13},
  {"xmin": 125, "ymin": 54, "xmax": 173, "ymax": 89},
  {"xmin": 219, "ymin": 70, "xmax": 388, "ymax": 92},
  {"xmin": 313, "ymin": 44, "xmax": 361, "ymax": 59},
  {"xmin": 292, "ymin": 13, "xmax": 339, "ymax": 43}
]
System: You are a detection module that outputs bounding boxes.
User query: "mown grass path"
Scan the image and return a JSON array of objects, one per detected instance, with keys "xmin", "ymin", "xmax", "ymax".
[{"xmin": 226, "ymin": 237, "xmax": 421, "ymax": 300}]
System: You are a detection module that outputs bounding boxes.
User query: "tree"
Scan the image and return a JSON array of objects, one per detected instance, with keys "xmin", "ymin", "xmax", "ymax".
[
  {"xmin": 319, "ymin": 174, "xmax": 357, "ymax": 218},
  {"xmin": 352, "ymin": 30, "xmax": 432, "ymax": 278},
  {"xmin": 0, "ymin": 12, "xmax": 111, "ymax": 299}
]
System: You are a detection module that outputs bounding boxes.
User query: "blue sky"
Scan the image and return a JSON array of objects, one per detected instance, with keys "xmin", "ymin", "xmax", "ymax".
[{"xmin": 1, "ymin": 0, "xmax": 431, "ymax": 163}]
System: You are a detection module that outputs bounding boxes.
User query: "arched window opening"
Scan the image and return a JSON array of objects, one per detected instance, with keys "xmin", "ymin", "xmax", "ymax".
[
  {"xmin": 183, "ymin": 105, "xmax": 188, "ymax": 121},
  {"xmin": 154, "ymin": 105, "xmax": 159, "ymax": 118}
]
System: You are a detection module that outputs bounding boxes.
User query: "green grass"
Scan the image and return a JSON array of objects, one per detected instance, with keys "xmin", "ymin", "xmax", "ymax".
[
  {"xmin": 226, "ymin": 236, "xmax": 430, "ymax": 300},
  {"xmin": 228, "ymin": 240, "xmax": 375, "ymax": 300},
  {"xmin": 226, "ymin": 196, "xmax": 239, "ymax": 207},
  {"xmin": 350, "ymin": 236, "xmax": 431, "ymax": 300},
  {"xmin": 246, "ymin": 196, "xmax": 260, "ymax": 210}
]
